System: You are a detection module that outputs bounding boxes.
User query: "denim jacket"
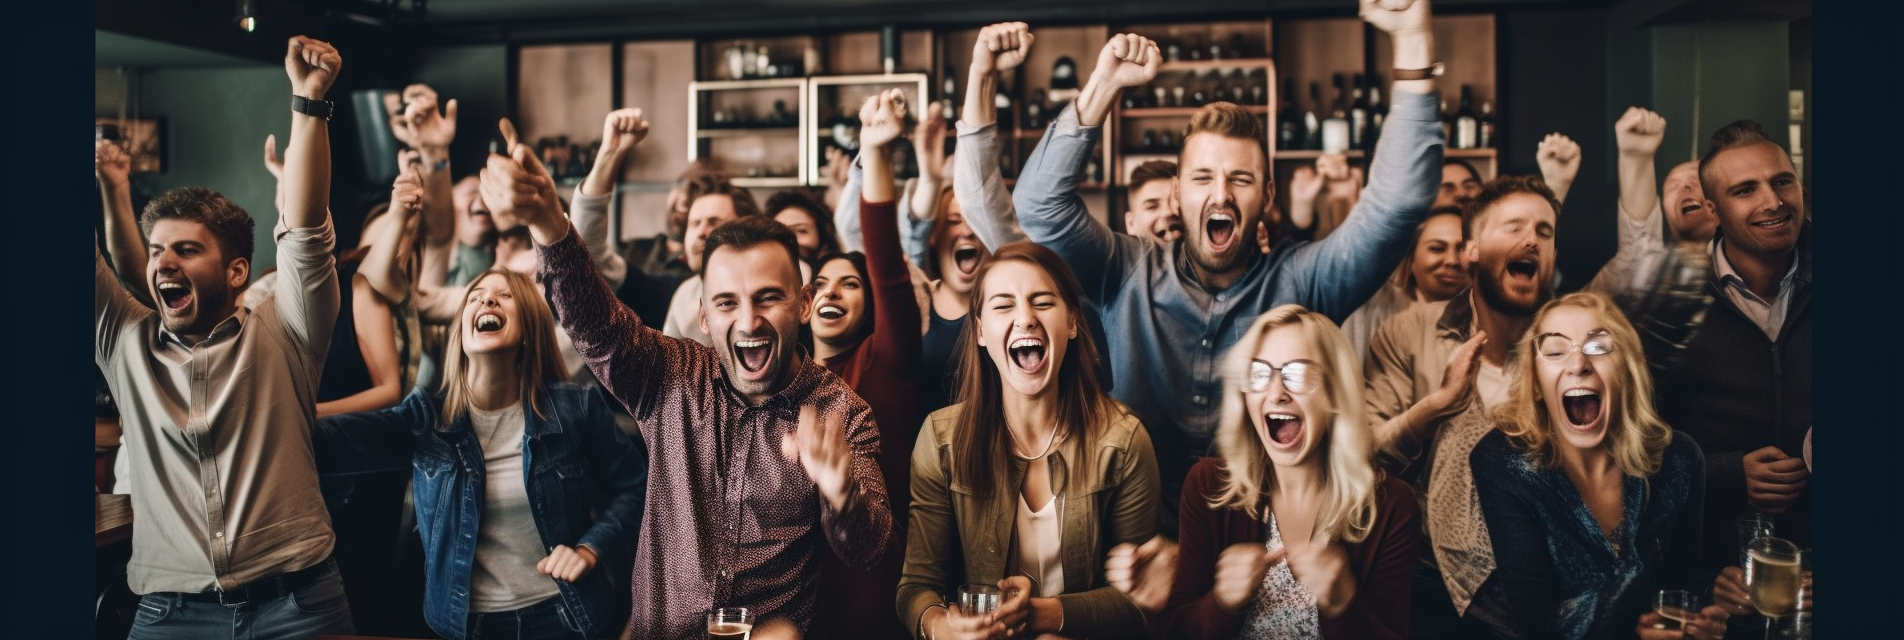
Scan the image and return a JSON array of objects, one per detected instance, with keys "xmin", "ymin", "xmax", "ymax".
[{"xmin": 316, "ymin": 383, "xmax": 648, "ymax": 640}]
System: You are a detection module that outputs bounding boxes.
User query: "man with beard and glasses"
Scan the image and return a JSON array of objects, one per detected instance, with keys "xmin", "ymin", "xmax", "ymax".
[
  {"xmin": 1009, "ymin": 0, "xmax": 1445, "ymax": 537},
  {"xmin": 94, "ymin": 36, "xmax": 357, "ymax": 639},
  {"xmin": 1656, "ymin": 120, "xmax": 1810, "ymax": 600},
  {"xmin": 483, "ymin": 135, "xmax": 892, "ymax": 638}
]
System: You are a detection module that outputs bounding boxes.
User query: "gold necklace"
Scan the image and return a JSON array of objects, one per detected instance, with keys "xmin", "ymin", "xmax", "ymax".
[{"xmin": 1011, "ymin": 425, "xmax": 1066, "ymax": 461}]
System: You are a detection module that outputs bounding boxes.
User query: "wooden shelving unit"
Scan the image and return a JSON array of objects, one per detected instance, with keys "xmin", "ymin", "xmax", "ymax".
[{"xmin": 688, "ymin": 77, "xmax": 808, "ymax": 186}]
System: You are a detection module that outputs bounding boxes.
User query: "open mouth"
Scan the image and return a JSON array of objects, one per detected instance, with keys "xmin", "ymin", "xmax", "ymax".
[
  {"xmin": 1264, "ymin": 412, "xmax": 1303, "ymax": 448},
  {"xmin": 1561, "ymin": 389, "xmax": 1602, "ymax": 427},
  {"xmin": 1505, "ymin": 259, "xmax": 1539, "ymax": 281},
  {"xmin": 1008, "ymin": 337, "xmax": 1047, "ymax": 373},
  {"xmin": 156, "ymin": 281, "xmax": 193, "ymax": 312},
  {"xmin": 954, "ymin": 245, "xmax": 981, "ymax": 276},
  {"xmin": 475, "ymin": 312, "xmax": 505, "ymax": 333},
  {"xmin": 816, "ymin": 304, "xmax": 846, "ymax": 321},
  {"xmin": 1678, "ymin": 201, "xmax": 1703, "ymax": 217},
  {"xmin": 733, "ymin": 337, "xmax": 772, "ymax": 373},
  {"xmin": 1160, "ymin": 220, "xmax": 1185, "ymax": 241},
  {"xmin": 1205, "ymin": 211, "xmax": 1237, "ymax": 251},
  {"xmin": 1752, "ymin": 214, "xmax": 1793, "ymax": 230}
]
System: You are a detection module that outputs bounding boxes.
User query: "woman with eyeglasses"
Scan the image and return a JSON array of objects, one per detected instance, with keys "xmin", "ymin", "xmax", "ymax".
[
  {"xmin": 1112, "ymin": 304, "xmax": 1419, "ymax": 639},
  {"xmin": 1467, "ymin": 292, "xmax": 1722, "ymax": 640},
  {"xmin": 898, "ymin": 240, "xmax": 1159, "ymax": 640}
]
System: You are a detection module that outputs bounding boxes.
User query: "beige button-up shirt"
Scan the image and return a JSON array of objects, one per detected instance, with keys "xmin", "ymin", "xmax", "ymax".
[{"xmin": 95, "ymin": 219, "xmax": 339, "ymax": 594}]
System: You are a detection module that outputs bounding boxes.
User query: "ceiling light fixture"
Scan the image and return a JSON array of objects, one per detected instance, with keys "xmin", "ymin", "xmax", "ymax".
[{"xmin": 235, "ymin": 0, "xmax": 258, "ymax": 33}]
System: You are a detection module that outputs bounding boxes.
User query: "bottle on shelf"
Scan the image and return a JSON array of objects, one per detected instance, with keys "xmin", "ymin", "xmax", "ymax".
[
  {"xmin": 1025, "ymin": 88, "xmax": 1047, "ymax": 131},
  {"xmin": 770, "ymin": 99, "xmax": 793, "ymax": 126},
  {"xmin": 741, "ymin": 44, "xmax": 759, "ymax": 79},
  {"xmin": 1140, "ymin": 129, "xmax": 1157, "ymax": 152},
  {"xmin": 1152, "ymin": 86, "xmax": 1167, "ymax": 109},
  {"xmin": 1321, "ymin": 74, "xmax": 1350, "ymax": 154},
  {"xmin": 1186, "ymin": 34, "xmax": 1204, "ymax": 61},
  {"xmin": 994, "ymin": 82, "xmax": 1015, "ymax": 132},
  {"xmin": 1303, "ymin": 81, "xmax": 1323, "ymax": 150},
  {"xmin": 1086, "ymin": 155, "xmax": 1104, "ymax": 184},
  {"xmin": 1368, "ymin": 74, "xmax": 1386, "ymax": 151},
  {"xmin": 942, "ymin": 66, "xmax": 958, "ymax": 119},
  {"xmin": 1453, "ymin": 85, "xmax": 1479, "ymax": 150},
  {"xmin": 1277, "ymin": 78, "xmax": 1301, "ymax": 152},
  {"xmin": 1227, "ymin": 69, "xmax": 1247, "ymax": 105},
  {"xmin": 1248, "ymin": 68, "xmax": 1267, "ymax": 106},
  {"xmin": 756, "ymin": 45, "xmax": 773, "ymax": 78},
  {"xmin": 1189, "ymin": 74, "xmax": 1208, "ymax": 108},
  {"xmin": 1439, "ymin": 95, "xmax": 1454, "ymax": 145},
  {"xmin": 1349, "ymin": 73, "xmax": 1370, "ymax": 150},
  {"xmin": 1229, "ymin": 32, "xmax": 1247, "ymax": 59},
  {"xmin": 726, "ymin": 44, "xmax": 747, "ymax": 80},
  {"xmin": 1479, "ymin": 100, "xmax": 1496, "ymax": 149}
]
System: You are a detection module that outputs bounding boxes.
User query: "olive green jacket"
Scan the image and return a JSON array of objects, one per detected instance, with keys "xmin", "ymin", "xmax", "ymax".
[{"xmin": 898, "ymin": 403, "xmax": 1160, "ymax": 639}]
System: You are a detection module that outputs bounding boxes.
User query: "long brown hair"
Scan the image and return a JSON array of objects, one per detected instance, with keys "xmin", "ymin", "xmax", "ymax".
[
  {"xmin": 950, "ymin": 241, "xmax": 1115, "ymax": 497},
  {"xmin": 438, "ymin": 269, "xmax": 568, "ymax": 429}
]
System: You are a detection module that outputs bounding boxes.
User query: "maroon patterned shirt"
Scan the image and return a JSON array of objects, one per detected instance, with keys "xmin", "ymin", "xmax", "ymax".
[{"xmin": 538, "ymin": 228, "xmax": 893, "ymax": 638}]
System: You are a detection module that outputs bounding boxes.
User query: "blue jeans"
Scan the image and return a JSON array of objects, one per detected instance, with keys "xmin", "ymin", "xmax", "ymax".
[
  {"xmin": 127, "ymin": 560, "xmax": 355, "ymax": 640},
  {"xmin": 466, "ymin": 597, "xmax": 591, "ymax": 640}
]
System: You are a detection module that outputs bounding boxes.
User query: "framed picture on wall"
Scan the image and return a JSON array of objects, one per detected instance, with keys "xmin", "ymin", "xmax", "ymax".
[{"xmin": 95, "ymin": 117, "xmax": 166, "ymax": 174}]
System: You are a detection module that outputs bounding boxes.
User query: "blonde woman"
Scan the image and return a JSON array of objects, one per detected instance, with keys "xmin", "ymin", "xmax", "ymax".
[
  {"xmin": 1118, "ymin": 305, "xmax": 1418, "ymax": 639},
  {"xmin": 1468, "ymin": 292, "xmax": 1720, "ymax": 640}
]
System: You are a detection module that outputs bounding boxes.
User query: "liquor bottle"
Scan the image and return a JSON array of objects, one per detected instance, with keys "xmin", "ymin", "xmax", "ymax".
[
  {"xmin": 1321, "ymin": 74, "xmax": 1350, "ymax": 153},
  {"xmin": 1348, "ymin": 73, "xmax": 1370, "ymax": 150},
  {"xmin": 1050, "ymin": 56, "xmax": 1080, "ymax": 104},
  {"xmin": 1302, "ymin": 81, "xmax": 1323, "ymax": 150},
  {"xmin": 1368, "ymin": 76, "xmax": 1386, "ymax": 151},
  {"xmin": 1277, "ymin": 78, "xmax": 1301, "ymax": 152},
  {"xmin": 1189, "ymin": 75, "xmax": 1208, "ymax": 108},
  {"xmin": 1229, "ymin": 32, "xmax": 1247, "ymax": 59},
  {"xmin": 1025, "ymin": 88, "xmax": 1046, "ymax": 130},
  {"xmin": 1140, "ymin": 129, "xmax": 1157, "ymax": 152},
  {"xmin": 1248, "ymin": 68, "xmax": 1267, "ymax": 106},
  {"xmin": 1086, "ymin": 155, "xmax": 1104, "ymax": 184},
  {"xmin": 756, "ymin": 45, "xmax": 773, "ymax": 78},
  {"xmin": 740, "ymin": 43, "xmax": 758, "ymax": 79},
  {"xmin": 1454, "ymin": 85, "xmax": 1479, "ymax": 149},
  {"xmin": 994, "ymin": 83, "xmax": 1014, "ymax": 132},
  {"xmin": 1479, "ymin": 100, "xmax": 1497, "ymax": 148},
  {"xmin": 942, "ymin": 66, "xmax": 958, "ymax": 117}
]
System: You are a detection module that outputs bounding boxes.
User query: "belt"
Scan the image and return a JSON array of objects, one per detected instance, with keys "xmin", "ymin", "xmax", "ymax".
[{"xmin": 176, "ymin": 558, "xmax": 336, "ymax": 608}]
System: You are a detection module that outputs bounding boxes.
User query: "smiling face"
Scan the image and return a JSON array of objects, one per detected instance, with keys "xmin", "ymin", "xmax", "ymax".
[
  {"xmin": 460, "ymin": 272, "xmax": 523, "ymax": 355},
  {"xmin": 1437, "ymin": 162, "xmax": 1483, "ymax": 209},
  {"xmin": 931, "ymin": 204, "xmax": 988, "ymax": 294},
  {"xmin": 976, "ymin": 259, "xmax": 1077, "ymax": 400},
  {"xmin": 1662, "ymin": 162, "xmax": 1719, "ymax": 243},
  {"xmin": 1125, "ymin": 178, "xmax": 1183, "ymax": 243},
  {"xmin": 810, "ymin": 256, "xmax": 868, "ymax": 347},
  {"xmin": 701, "ymin": 242, "xmax": 810, "ymax": 404},
  {"xmin": 1245, "ymin": 324, "xmax": 1332, "ymax": 469},
  {"xmin": 1465, "ymin": 192, "xmax": 1557, "ymax": 315},
  {"xmin": 685, "ymin": 194, "xmax": 743, "ymax": 272},
  {"xmin": 1532, "ymin": 306, "xmax": 1622, "ymax": 452},
  {"xmin": 148, "ymin": 219, "xmax": 248, "ymax": 339},
  {"xmin": 1703, "ymin": 142, "xmax": 1806, "ymax": 264},
  {"xmin": 1176, "ymin": 133, "xmax": 1269, "ymax": 283},
  {"xmin": 1411, "ymin": 213, "xmax": 1468, "ymax": 301},
  {"xmin": 775, "ymin": 207, "xmax": 823, "ymax": 263}
]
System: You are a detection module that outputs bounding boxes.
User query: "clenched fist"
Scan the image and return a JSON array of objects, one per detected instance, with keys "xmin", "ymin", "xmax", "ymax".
[
  {"xmin": 973, "ymin": 22, "xmax": 1035, "ymax": 74},
  {"xmin": 284, "ymin": 36, "xmax": 342, "ymax": 100}
]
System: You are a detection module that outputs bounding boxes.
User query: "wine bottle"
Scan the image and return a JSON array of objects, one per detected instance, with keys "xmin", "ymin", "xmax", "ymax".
[
  {"xmin": 1321, "ymin": 74, "xmax": 1350, "ymax": 154},
  {"xmin": 994, "ymin": 83, "xmax": 1014, "ymax": 132},
  {"xmin": 1302, "ymin": 81, "xmax": 1323, "ymax": 150},
  {"xmin": 1349, "ymin": 73, "xmax": 1370, "ymax": 150},
  {"xmin": 1439, "ymin": 96, "xmax": 1453, "ymax": 145},
  {"xmin": 1454, "ymin": 85, "xmax": 1479, "ymax": 150},
  {"xmin": 1277, "ymin": 78, "xmax": 1301, "ymax": 152},
  {"xmin": 1025, "ymin": 88, "xmax": 1046, "ymax": 130},
  {"xmin": 1479, "ymin": 100, "xmax": 1497, "ymax": 149},
  {"xmin": 1368, "ymin": 76, "xmax": 1386, "ymax": 151},
  {"xmin": 942, "ymin": 66, "xmax": 958, "ymax": 118}
]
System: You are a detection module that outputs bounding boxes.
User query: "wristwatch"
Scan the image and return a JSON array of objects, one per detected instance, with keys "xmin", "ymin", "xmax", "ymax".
[
  {"xmin": 1392, "ymin": 62, "xmax": 1445, "ymax": 81},
  {"xmin": 290, "ymin": 95, "xmax": 335, "ymax": 121}
]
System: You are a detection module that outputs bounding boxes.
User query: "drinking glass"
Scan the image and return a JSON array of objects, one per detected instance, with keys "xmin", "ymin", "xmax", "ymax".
[
  {"xmin": 707, "ymin": 606, "xmax": 753, "ymax": 640},
  {"xmin": 1784, "ymin": 548, "xmax": 1813, "ymax": 639},
  {"xmin": 1654, "ymin": 589, "xmax": 1698, "ymax": 632},
  {"xmin": 958, "ymin": 584, "xmax": 1001, "ymax": 617},
  {"xmin": 1746, "ymin": 536, "xmax": 1801, "ymax": 640}
]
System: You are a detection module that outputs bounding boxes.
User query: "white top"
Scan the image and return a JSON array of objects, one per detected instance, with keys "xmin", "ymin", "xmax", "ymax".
[
  {"xmin": 1711, "ymin": 237, "xmax": 1801, "ymax": 340},
  {"xmin": 467, "ymin": 402, "xmax": 560, "ymax": 612},
  {"xmin": 1014, "ymin": 493, "xmax": 1066, "ymax": 598},
  {"xmin": 1476, "ymin": 361, "xmax": 1511, "ymax": 410}
]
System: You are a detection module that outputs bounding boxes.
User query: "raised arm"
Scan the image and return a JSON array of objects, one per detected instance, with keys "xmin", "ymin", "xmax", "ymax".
[
  {"xmin": 953, "ymin": 22, "xmax": 1033, "ymax": 251},
  {"xmin": 312, "ymin": 388, "xmax": 432, "ymax": 477},
  {"xmin": 1013, "ymin": 33, "xmax": 1158, "ymax": 299},
  {"xmin": 856, "ymin": 91, "xmax": 926, "ymax": 371},
  {"xmin": 360, "ymin": 151, "xmax": 422, "ymax": 303},
  {"xmin": 392, "ymin": 84, "xmax": 459, "ymax": 249},
  {"xmin": 96, "ymin": 138, "xmax": 152, "ymax": 309},
  {"xmin": 1276, "ymin": 0, "xmax": 1441, "ymax": 323},
  {"xmin": 274, "ymin": 35, "xmax": 344, "ymax": 351},
  {"xmin": 571, "ymin": 108, "xmax": 650, "ymax": 291},
  {"xmin": 1535, "ymin": 133, "xmax": 1582, "ymax": 206},
  {"xmin": 1583, "ymin": 108, "xmax": 1671, "ymax": 298}
]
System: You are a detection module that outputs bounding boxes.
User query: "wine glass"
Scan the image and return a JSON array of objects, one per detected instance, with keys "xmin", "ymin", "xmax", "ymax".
[
  {"xmin": 1654, "ymin": 589, "xmax": 1698, "ymax": 632},
  {"xmin": 1784, "ymin": 548, "xmax": 1813, "ymax": 639},
  {"xmin": 1746, "ymin": 536, "xmax": 1801, "ymax": 640}
]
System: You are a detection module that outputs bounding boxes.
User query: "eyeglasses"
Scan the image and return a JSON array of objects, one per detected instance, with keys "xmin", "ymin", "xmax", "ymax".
[
  {"xmin": 1534, "ymin": 331, "xmax": 1615, "ymax": 363},
  {"xmin": 1247, "ymin": 359, "xmax": 1320, "ymax": 395}
]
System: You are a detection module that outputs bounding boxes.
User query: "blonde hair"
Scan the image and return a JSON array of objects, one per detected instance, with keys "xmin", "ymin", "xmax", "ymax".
[
  {"xmin": 1494, "ymin": 292, "xmax": 1673, "ymax": 477},
  {"xmin": 1209, "ymin": 305, "xmax": 1379, "ymax": 544},
  {"xmin": 438, "ymin": 269, "xmax": 568, "ymax": 429}
]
